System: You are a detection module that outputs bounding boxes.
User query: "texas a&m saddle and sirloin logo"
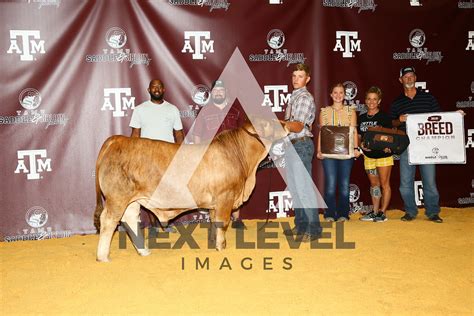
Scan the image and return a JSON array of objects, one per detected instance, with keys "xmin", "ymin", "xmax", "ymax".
[
  {"xmin": 85, "ymin": 27, "xmax": 151, "ymax": 67},
  {"xmin": 180, "ymin": 84, "xmax": 211, "ymax": 119},
  {"xmin": 249, "ymin": 29, "xmax": 306, "ymax": 67},
  {"xmin": 393, "ymin": 28, "xmax": 443, "ymax": 64},
  {"xmin": 3, "ymin": 206, "xmax": 71, "ymax": 242},
  {"xmin": 168, "ymin": 0, "xmax": 230, "ymax": 11},
  {"xmin": 322, "ymin": 0, "xmax": 377, "ymax": 13},
  {"xmin": 0, "ymin": 88, "xmax": 68, "ymax": 128}
]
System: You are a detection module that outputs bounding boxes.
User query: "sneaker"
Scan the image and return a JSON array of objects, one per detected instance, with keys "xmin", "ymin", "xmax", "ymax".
[
  {"xmin": 374, "ymin": 212, "xmax": 387, "ymax": 222},
  {"xmin": 297, "ymin": 233, "xmax": 320, "ymax": 243},
  {"xmin": 336, "ymin": 217, "xmax": 348, "ymax": 222},
  {"xmin": 359, "ymin": 212, "xmax": 376, "ymax": 222},
  {"xmin": 325, "ymin": 217, "xmax": 335, "ymax": 222},
  {"xmin": 283, "ymin": 226, "xmax": 303, "ymax": 236},
  {"xmin": 231, "ymin": 219, "xmax": 247, "ymax": 230},
  {"xmin": 401, "ymin": 213, "xmax": 415, "ymax": 221},
  {"xmin": 428, "ymin": 214, "xmax": 443, "ymax": 223}
]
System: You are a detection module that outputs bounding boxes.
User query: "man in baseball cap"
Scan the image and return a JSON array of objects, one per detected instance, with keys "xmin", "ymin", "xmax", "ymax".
[
  {"xmin": 193, "ymin": 79, "xmax": 247, "ymax": 229},
  {"xmin": 390, "ymin": 66, "xmax": 443, "ymax": 223},
  {"xmin": 399, "ymin": 66, "xmax": 416, "ymax": 78}
]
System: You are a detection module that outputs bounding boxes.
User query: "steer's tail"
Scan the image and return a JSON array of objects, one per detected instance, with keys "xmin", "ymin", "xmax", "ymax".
[
  {"xmin": 93, "ymin": 137, "xmax": 116, "ymax": 232},
  {"xmin": 93, "ymin": 166, "xmax": 104, "ymax": 233}
]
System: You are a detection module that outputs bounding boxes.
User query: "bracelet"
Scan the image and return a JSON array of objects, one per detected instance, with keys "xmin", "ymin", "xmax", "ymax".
[{"xmin": 354, "ymin": 147, "xmax": 360, "ymax": 151}]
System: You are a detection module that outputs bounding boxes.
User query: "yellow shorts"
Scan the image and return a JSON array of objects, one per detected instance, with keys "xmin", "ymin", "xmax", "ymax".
[{"xmin": 364, "ymin": 156, "xmax": 394, "ymax": 170}]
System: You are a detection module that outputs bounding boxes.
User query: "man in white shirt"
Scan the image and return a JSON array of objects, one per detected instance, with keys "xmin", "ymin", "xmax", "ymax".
[
  {"xmin": 129, "ymin": 79, "xmax": 184, "ymax": 232},
  {"xmin": 130, "ymin": 79, "xmax": 184, "ymax": 143}
]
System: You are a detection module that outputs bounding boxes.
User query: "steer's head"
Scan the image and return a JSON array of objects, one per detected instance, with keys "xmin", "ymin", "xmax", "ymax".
[{"xmin": 244, "ymin": 117, "xmax": 290, "ymax": 146}]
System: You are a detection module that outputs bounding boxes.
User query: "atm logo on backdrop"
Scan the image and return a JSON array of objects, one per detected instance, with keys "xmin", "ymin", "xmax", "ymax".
[
  {"xmin": 101, "ymin": 88, "xmax": 136, "ymax": 117},
  {"xmin": 393, "ymin": 28, "xmax": 443, "ymax": 64},
  {"xmin": 415, "ymin": 81, "xmax": 428, "ymax": 92},
  {"xmin": 466, "ymin": 31, "xmax": 474, "ymax": 50},
  {"xmin": 333, "ymin": 31, "xmax": 361, "ymax": 58},
  {"xmin": 410, "ymin": 0, "xmax": 422, "ymax": 6},
  {"xmin": 7, "ymin": 30, "xmax": 46, "ymax": 61},
  {"xmin": 182, "ymin": 31, "xmax": 215, "ymax": 60},
  {"xmin": 14, "ymin": 149, "xmax": 52, "ymax": 180},
  {"xmin": 267, "ymin": 191, "xmax": 293, "ymax": 218},
  {"xmin": 466, "ymin": 129, "xmax": 474, "ymax": 148},
  {"xmin": 262, "ymin": 85, "xmax": 291, "ymax": 113},
  {"xmin": 414, "ymin": 181, "xmax": 424, "ymax": 206}
]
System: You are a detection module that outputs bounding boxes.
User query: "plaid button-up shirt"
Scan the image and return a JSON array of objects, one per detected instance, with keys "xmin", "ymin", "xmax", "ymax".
[{"xmin": 285, "ymin": 86, "xmax": 316, "ymax": 140}]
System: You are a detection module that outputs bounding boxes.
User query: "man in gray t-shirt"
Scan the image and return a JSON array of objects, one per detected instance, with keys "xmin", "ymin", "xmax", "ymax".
[{"xmin": 130, "ymin": 79, "xmax": 184, "ymax": 143}]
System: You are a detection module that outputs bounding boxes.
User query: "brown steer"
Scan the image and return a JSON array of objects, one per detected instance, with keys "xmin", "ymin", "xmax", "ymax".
[{"xmin": 94, "ymin": 118, "xmax": 288, "ymax": 261}]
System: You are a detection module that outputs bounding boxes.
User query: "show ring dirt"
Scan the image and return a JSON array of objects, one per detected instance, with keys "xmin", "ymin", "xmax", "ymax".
[{"xmin": 1, "ymin": 208, "xmax": 473, "ymax": 315}]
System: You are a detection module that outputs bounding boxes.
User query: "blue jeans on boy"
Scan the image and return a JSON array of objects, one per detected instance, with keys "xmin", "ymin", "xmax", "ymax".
[
  {"xmin": 285, "ymin": 138, "xmax": 321, "ymax": 236},
  {"xmin": 322, "ymin": 158, "xmax": 354, "ymax": 220},
  {"xmin": 399, "ymin": 150, "xmax": 440, "ymax": 217}
]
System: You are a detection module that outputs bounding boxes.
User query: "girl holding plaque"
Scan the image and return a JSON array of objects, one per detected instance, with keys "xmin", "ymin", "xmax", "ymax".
[{"xmin": 317, "ymin": 83, "xmax": 360, "ymax": 222}]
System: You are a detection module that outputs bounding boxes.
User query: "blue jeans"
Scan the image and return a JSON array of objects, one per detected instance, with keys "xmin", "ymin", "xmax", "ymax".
[
  {"xmin": 322, "ymin": 158, "xmax": 354, "ymax": 220},
  {"xmin": 399, "ymin": 150, "xmax": 440, "ymax": 217},
  {"xmin": 285, "ymin": 139, "xmax": 321, "ymax": 236}
]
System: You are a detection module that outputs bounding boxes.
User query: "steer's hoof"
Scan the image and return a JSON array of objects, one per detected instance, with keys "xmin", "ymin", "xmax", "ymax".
[
  {"xmin": 215, "ymin": 241, "xmax": 226, "ymax": 251},
  {"xmin": 138, "ymin": 249, "xmax": 151, "ymax": 257},
  {"xmin": 96, "ymin": 257, "xmax": 110, "ymax": 262}
]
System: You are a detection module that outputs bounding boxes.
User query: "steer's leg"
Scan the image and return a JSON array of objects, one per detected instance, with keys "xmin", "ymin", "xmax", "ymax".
[
  {"xmin": 121, "ymin": 201, "xmax": 150, "ymax": 257},
  {"xmin": 96, "ymin": 205, "xmax": 120, "ymax": 262},
  {"xmin": 214, "ymin": 201, "xmax": 233, "ymax": 251},
  {"xmin": 207, "ymin": 208, "xmax": 217, "ymax": 247}
]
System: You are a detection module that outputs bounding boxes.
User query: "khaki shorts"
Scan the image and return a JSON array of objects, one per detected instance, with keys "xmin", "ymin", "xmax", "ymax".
[{"xmin": 364, "ymin": 156, "xmax": 394, "ymax": 170}]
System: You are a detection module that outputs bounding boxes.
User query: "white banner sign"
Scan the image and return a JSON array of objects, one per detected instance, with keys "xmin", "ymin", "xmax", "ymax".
[{"xmin": 407, "ymin": 111, "xmax": 466, "ymax": 165}]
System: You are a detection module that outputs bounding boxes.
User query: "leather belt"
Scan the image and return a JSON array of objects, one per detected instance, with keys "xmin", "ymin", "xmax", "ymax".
[{"xmin": 290, "ymin": 136, "xmax": 312, "ymax": 144}]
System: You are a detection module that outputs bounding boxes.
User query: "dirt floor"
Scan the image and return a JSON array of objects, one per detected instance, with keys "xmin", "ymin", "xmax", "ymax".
[{"xmin": 1, "ymin": 208, "xmax": 473, "ymax": 315}]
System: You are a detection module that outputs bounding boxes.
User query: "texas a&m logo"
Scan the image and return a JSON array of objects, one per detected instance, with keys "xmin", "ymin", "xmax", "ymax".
[
  {"xmin": 262, "ymin": 85, "xmax": 291, "ymax": 113},
  {"xmin": 333, "ymin": 31, "xmax": 361, "ymax": 58},
  {"xmin": 414, "ymin": 181, "xmax": 424, "ymax": 206},
  {"xmin": 7, "ymin": 30, "xmax": 46, "ymax": 61},
  {"xmin": 182, "ymin": 31, "xmax": 214, "ymax": 60},
  {"xmin": 101, "ymin": 88, "xmax": 135, "ymax": 117},
  {"xmin": 14, "ymin": 149, "xmax": 52, "ymax": 180},
  {"xmin": 267, "ymin": 191, "xmax": 293, "ymax": 218},
  {"xmin": 466, "ymin": 31, "xmax": 474, "ymax": 51}
]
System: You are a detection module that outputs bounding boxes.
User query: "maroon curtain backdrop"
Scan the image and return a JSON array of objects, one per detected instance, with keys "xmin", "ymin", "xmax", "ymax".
[{"xmin": 1, "ymin": 0, "xmax": 472, "ymax": 241}]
